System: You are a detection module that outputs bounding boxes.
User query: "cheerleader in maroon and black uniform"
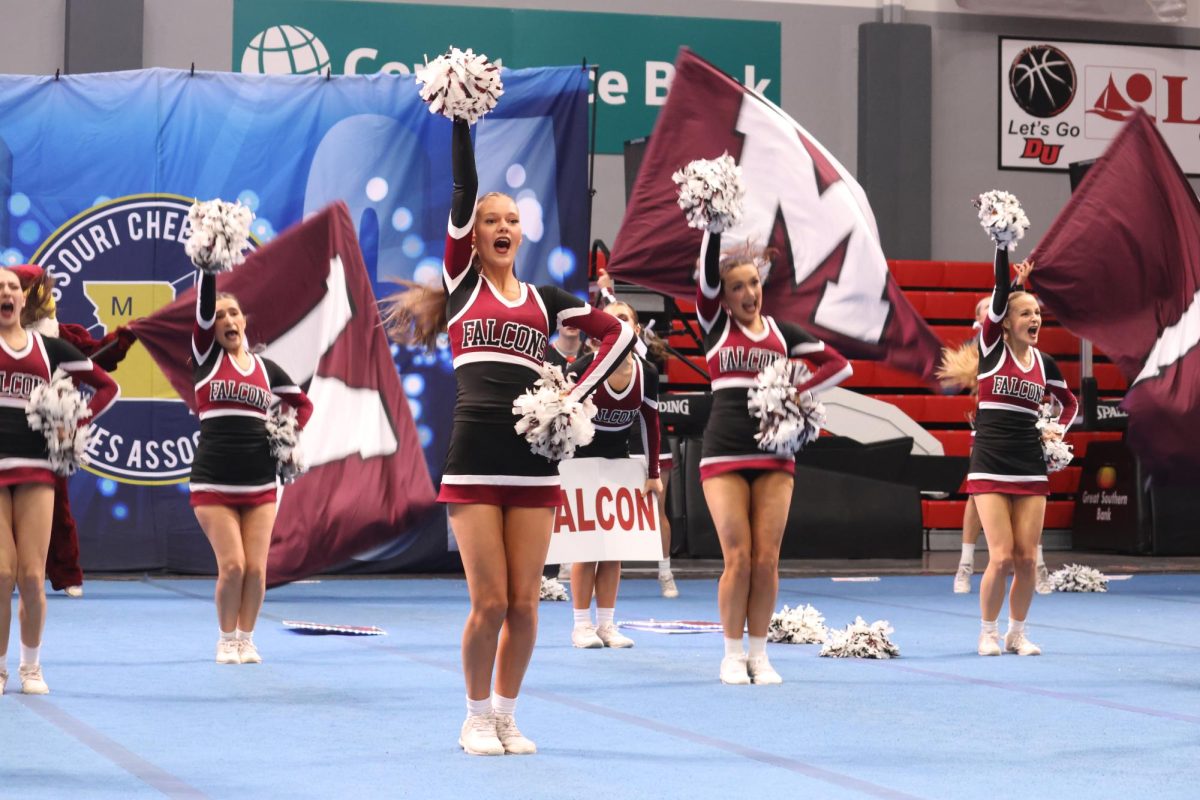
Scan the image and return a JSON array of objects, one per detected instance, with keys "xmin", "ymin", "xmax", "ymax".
[
  {"xmin": 695, "ymin": 232, "xmax": 852, "ymax": 685},
  {"xmin": 566, "ymin": 300, "xmax": 663, "ymax": 650},
  {"xmin": 190, "ymin": 270, "xmax": 312, "ymax": 665},
  {"xmin": 597, "ymin": 269, "xmax": 679, "ymax": 597},
  {"xmin": 0, "ymin": 266, "xmax": 118, "ymax": 695},
  {"xmin": 967, "ymin": 250, "xmax": 1076, "ymax": 657},
  {"xmin": 385, "ymin": 119, "xmax": 633, "ymax": 756}
]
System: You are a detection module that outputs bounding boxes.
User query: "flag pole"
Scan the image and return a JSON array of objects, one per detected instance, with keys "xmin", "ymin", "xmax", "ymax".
[{"xmin": 584, "ymin": 59, "xmax": 600, "ymax": 279}]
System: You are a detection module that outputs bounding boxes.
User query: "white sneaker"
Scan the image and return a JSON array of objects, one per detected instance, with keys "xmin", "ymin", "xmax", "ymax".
[
  {"xmin": 1004, "ymin": 630, "xmax": 1042, "ymax": 656},
  {"xmin": 977, "ymin": 632, "xmax": 1002, "ymax": 656},
  {"xmin": 0, "ymin": 668, "xmax": 7, "ymax": 695},
  {"xmin": 658, "ymin": 573, "xmax": 679, "ymax": 598},
  {"xmin": 571, "ymin": 624, "xmax": 604, "ymax": 649},
  {"xmin": 64, "ymin": 585, "xmax": 83, "ymax": 598},
  {"xmin": 216, "ymin": 638, "xmax": 240, "ymax": 664},
  {"xmin": 1035, "ymin": 563, "xmax": 1053, "ymax": 594},
  {"xmin": 459, "ymin": 714, "xmax": 504, "ymax": 756},
  {"xmin": 596, "ymin": 623, "xmax": 634, "ymax": 648},
  {"xmin": 19, "ymin": 664, "xmax": 49, "ymax": 695},
  {"xmin": 952, "ymin": 564, "xmax": 973, "ymax": 594},
  {"xmin": 747, "ymin": 654, "xmax": 783, "ymax": 685},
  {"xmin": 493, "ymin": 713, "xmax": 537, "ymax": 755},
  {"xmin": 556, "ymin": 563, "xmax": 571, "ymax": 581},
  {"xmin": 719, "ymin": 654, "xmax": 751, "ymax": 685},
  {"xmin": 239, "ymin": 639, "xmax": 262, "ymax": 664}
]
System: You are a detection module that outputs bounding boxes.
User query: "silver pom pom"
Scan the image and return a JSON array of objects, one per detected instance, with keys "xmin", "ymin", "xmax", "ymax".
[
  {"xmin": 819, "ymin": 616, "xmax": 900, "ymax": 659},
  {"xmin": 672, "ymin": 153, "xmax": 745, "ymax": 234},
  {"xmin": 974, "ymin": 190, "xmax": 1030, "ymax": 252},
  {"xmin": 185, "ymin": 199, "xmax": 254, "ymax": 274},
  {"xmin": 25, "ymin": 368, "xmax": 91, "ymax": 476},
  {"xmin": 1036, "ymin": 403, "xmax": 1074, "ymax": 473},
  {"xmin": 767, "ymin": 603, "xmax": 828, "ymax": 644},
  {"xmin": 748, "ymin": 359, "xmax": 825, "ymax": 456},
  {"xmin": 539, "ymin": 576, "xmax": 569, "ymax": 602},
  {"xmin": 1050, "ymin": 564, "xmax": 1109, "ymax": 592},
  {"xmin": 415, "ymin": 47, "xmax": 504, "ymax": 125},
  {"xmin": 512, "ymin": 362, "xmax": 596, "ymax": 461},
  {"xmin": 265, "ymin": 405, "xmax": 306, "ymax": 485}
]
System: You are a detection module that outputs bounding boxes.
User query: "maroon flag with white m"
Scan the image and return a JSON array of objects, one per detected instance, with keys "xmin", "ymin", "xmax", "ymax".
[
  {"xmin": 131, "ymin": 202, "xmax": 437, "ymax": 583},
  {"xmin": 607, "ymin": 48, "xmax": 942, "ymax": 379},
  {"xmin": 1032, "ymin": 109, "xmax": 1200, "ymax": 483}
]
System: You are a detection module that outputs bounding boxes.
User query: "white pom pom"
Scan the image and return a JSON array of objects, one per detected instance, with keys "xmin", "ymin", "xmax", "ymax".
[
  {"xmin": 747, "ymin": 358, "xmax": 825, "ymax": 456},
  {"xmin": 266, "ymin": 405, "xmax": 306, "ymax": 485},
  {"xmin": 974, "ymin": 190, "xmax": 1030, "ymax": 252},
  {"xmin": 767, "ymin": 604, "xmax": 828, "ymax": 644},
  {"xmin": 25, "ymin": 369, "xmax": 91, "ymax": 476},
  {"xmin": 185, "ymin": 199, "xmax": 254, "ymax": 274},
  {"xmin": 415, "ymin": 47, "xmax": 504, "ymax": 125},
  {"xmin": 819, "ymin": 616, "xmax": 901, "ymax": 659},
  {"xmin": 1036, "ymin": 403, "xmax": 1074, "ymax": 473},
  {"xmin": 512, "ymin": 362, "xmax": 596, "ymax": 461},
  {"xmin": 672, "ymin": 153, "xmax": 745, "ymax": 234},
  {"xmin": 1050, "ymin": 564, "xmax": 1109, "ymax": 592},
  {"xmin": 539, "ymin": 576, "xmax": 569, "ymax": 602}
]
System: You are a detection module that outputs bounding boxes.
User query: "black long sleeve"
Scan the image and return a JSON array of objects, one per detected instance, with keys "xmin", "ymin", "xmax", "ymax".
[
  {"xmin": 450, "ymin": 119, "xmax": 478, "ymax": 229},
  {"xmin": 990, "ymin": 247, "xmax": 1010, "ymax": 319}
]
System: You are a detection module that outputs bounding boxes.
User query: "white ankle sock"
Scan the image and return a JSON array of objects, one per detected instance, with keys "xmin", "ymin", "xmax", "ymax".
[
  {"xmin": 1007, "ymin": 618, "xmax": 1025, "ymax": 634},
  {"xmin": 724, "ymin": 637, "xmax": 745, "ymax": 657},
  {"xmin": 572, "ymin": 608, "xmax": 592, "ymax": 628},
  {"xmin": 236, "ymin": 628, "xmax": 253, "ymax": 641},
  {"xmin": 980, "ymin": 619, "xmax": 999, "ymax": 636},
  {"xmin": 492, "ymin": 693, "xmax": 517, "ymax": 716},
  {"xmin": 1036, "ymin": 545, "xmax": 1045, "ymax": 567},
  {"xmin": 747, "ymin": 636, "xmax": 767, "ymax": 658},
  {"xmin": 657, "ymin": 559, "xmax": 671, "ymax": 576},
  {"xmin": 959, "ymin": 542, "xmax": 976, "ymax": 566},
  {"xmin": 19, "ymin": 644, "xmax": 39, "ymax": 667},
  {"xmin": 466, "ymin": 695, "xmax": 492, "ymax": 717},
  {"xmin": 596, "ymin": 607, "xmax": 615, "ymax": 627},
  {"xmin": 219, "ymin": 629, "xmax": 237, "ymax": 642}
]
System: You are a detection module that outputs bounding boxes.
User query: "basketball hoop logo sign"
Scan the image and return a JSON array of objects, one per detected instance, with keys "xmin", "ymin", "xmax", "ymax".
[{"xmin": 1009, "ymin": 44, "xmax": 1077, "ymax": 118}]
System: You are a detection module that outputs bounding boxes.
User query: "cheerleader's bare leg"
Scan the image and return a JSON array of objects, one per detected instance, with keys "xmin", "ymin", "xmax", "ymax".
[
  {"xmin": 236, "ymin": 504, "xmax": 276, "ymax": 634},
  {"xmin": 493, "ymin": 505, "xmax": 554, "ymax": 698},
  {"xmin": 1006, "ymin": 496, "xmax": 1046, "ymax": 622},
  {"xmin": 449, "ymin": 503, "xmax": 508, "ymax": 704},
  {"xmin": 746, "ymin": 472, "xmax": 792, "ymax": 638},
  {"xmin": 570, "ymin": 561, "xmax": 603, "ymax": 648},
  {"xmin": 14, "ymin": 485, "xmax": 53, "ymax": 649},
  {"xmin": 0, "ymin": 487, "xmax": 15, "ymax": 688},
  {"xmin": 11, "ymin": 484, "xmax": 53, "ymax": 692},
  {"xmin": 195, "ymin": 505, "xmax": 247, "ymax": 635},
  {"xmin": 703, "ymin": 474, "xmax": 753, "ymax": 642},
  {"xmin": 975, "ymin": 494, "xmax": 1014, "ymax": 625}
]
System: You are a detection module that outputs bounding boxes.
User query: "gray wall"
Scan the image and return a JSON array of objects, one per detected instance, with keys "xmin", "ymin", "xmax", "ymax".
[{"xmin": 2, "ymin": 0, "xmax": 1198, "ymax": 259}]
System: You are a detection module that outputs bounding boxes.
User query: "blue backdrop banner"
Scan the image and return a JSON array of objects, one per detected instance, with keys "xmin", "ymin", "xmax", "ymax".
[{"xmin": 0, "ymin": 66, "xmax": 589, "ymax": 572}]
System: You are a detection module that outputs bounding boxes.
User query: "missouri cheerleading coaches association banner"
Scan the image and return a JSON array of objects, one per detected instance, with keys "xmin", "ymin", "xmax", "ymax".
[{"xmin": 0, "ymin": 65, "xmax": 589, "ymax": 573}]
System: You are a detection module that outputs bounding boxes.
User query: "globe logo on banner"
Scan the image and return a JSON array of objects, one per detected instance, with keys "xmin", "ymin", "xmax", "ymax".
[
  {"xmin": 1009, "ymin": 44, "xmax": 1077, "ymax": 118},
  {"xmin": 241, "ymin": 25, "xmax": 331, "ymax": 75},
  {"xmin": 32, "ymin": 195, "xmax": 253, "ymax": 484}
]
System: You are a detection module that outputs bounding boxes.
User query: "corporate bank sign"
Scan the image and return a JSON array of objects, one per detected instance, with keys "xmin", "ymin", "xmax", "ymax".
[
  {"xmin": 232, "ymin": 0, "xmax": 780, "ymax": 154},
  {"xmin": 1000, "ymin": 37, "xmax": 1200, "ymax": 174}
]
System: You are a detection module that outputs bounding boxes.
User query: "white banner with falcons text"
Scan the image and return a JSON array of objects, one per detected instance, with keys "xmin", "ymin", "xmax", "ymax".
[
  {"xmin": 1001, "ymin": 37, "xmax": 1200, "ymax": 173},
  {"xmin": 546, "ymin": 458, "xmax": 662, "ymax": 564}
]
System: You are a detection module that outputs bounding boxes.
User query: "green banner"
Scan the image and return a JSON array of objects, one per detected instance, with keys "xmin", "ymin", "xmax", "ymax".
[{"xmin": 233, "ymin": 0, "xmax": 780, "ymax": 154}]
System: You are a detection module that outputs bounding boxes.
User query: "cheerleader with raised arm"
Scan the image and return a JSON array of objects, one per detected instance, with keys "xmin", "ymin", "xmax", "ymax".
[
  {"xmin": 384, "ymin": 98, "xmax": 634, "ymax": 752},
  {"xmin": 189, "ymin": 248, "xmax": 313, "ymax": 666},
  {"xmin": 694, "ymin": 232, "xmax": 851, "ymax": 684},
  {"xmin": 0, "ymin": 265, "xmax": 119, "ymax": 695},
  {"xmin": 960, "ymin": 192, "xmax": 1077, "ymax": 656},
  {"xmin": 567, "ymin": 300, "xmax": 663, "ymax": 649}
]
